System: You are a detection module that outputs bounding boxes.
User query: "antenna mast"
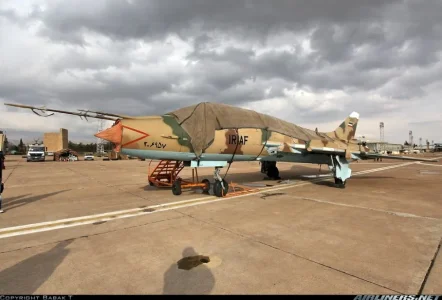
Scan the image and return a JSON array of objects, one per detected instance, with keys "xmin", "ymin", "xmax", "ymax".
[
  {"xmin": 96, "ymin": 119, "xmax": 105, "ymax": 154},
  {"xmin": 379, "ymin": 122, "xmax": 384, "ymax": 152}
]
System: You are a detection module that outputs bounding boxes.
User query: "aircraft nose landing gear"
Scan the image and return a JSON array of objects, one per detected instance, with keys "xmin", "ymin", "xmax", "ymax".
[{"xmin": 213, "ymin": 167, "xmax": 229, "ymax": 197}]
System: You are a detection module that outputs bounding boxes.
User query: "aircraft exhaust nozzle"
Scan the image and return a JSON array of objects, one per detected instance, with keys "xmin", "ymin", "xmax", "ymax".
[{"xmin": 94, "ymin": 121, "xmax": 123, "ymax": 151}]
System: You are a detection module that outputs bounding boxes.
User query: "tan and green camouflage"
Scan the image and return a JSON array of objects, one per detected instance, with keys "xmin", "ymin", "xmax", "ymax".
[
  {"xmin": 3, "ymin": 102, "xmax": 437, "ymax": 165},
  {"xmin": 113, "ymin": 103, "xmax": 367, "ymax": 161}
]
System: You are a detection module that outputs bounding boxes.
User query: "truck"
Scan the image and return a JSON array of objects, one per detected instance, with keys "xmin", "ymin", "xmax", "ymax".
[
  {"xmin": 26, "ymin": 143, "xmax": 46, "ymax": 162},
  {"xmin": 433, "ymin": 143, "xmax": 442, "ymax": 152}
]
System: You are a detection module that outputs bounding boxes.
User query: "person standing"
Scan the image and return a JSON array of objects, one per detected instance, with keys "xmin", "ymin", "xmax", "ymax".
[{"xmin": 0, "ymin": 151, "xmax": 4, "ymax": 213}]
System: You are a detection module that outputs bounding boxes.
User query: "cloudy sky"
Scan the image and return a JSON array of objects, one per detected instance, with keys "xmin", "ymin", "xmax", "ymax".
[{"xmin": 1, "ymin": 0, "xmax": 441, "ymax": 145}]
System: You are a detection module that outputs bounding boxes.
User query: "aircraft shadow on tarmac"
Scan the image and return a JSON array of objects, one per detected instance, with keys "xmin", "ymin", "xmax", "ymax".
[
  {"xmin": 163, "ymin": 247, "xmax": 215, "ymax": 295},
  {"xmin": 304, "ymin": 176, "xmax": 396, "ymax": 187},
  {"xmin": 282, "ymin": 167, "xmax": 395, "ymax": 187},
  {"xmin": 0, "ymin": 239, "xmax": 74, "ymax": 294},
  {"xmin": 2, "ymin": 190, "xmax": 69, "ymax": 211}
]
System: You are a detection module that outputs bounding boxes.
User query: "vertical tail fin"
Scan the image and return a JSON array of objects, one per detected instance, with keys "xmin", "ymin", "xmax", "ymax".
[{"xmin": 328, "ymin": 112, "xmax": 359, "ymax": 142}]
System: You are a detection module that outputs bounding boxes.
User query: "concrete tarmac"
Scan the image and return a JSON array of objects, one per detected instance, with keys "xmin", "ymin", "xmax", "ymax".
[{"xmin": 0, "ymin": 154, "xmax": 441, "ymax": 294}]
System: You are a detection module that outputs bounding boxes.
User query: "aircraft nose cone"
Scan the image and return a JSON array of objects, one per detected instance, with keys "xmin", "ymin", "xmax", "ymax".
[{"xmin": 95, "ymin": 121, "xmax": 123, "ymax": 151}]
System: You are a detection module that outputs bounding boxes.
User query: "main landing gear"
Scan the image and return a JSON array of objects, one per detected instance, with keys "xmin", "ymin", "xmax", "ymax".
[
  {"xmin": 334, "ymin": 177, "xmax": 346, "ymax": 189},
  {"xmin": 329, "ymin": 155, "xmax": 351, "ymax": 189},
  {"xmin": 260, "ymin": 161, "xmax": 281, "ymax": 180}
]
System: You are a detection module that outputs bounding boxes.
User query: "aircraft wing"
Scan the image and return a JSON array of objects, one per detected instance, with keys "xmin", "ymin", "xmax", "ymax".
[
  {"xmin": 3, "ymin": 103, "xmax": 134, "ymax": 121},
  {"xmin": 264, "ymin": 142, "xmax": 439, "ymax": 163},
  {"xmin": 353, "ymin": 152, "xmax": 439, "ymax": 163},
  {"xmin": 285, "ymin": 142, "xmax": 439, "ymax": 163},
  {"xmin": 307, "ymin": 147, "xmax": 438, "ymax": 163}
]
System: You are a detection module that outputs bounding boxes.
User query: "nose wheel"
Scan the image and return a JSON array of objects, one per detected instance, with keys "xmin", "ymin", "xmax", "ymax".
[
  {"xmin": 213, "ymin": 179, "xmax": 229, "ymax": 197},
  {"xmin": 213, "ymin": 167, "xmax": 229, "ymax": 197}
]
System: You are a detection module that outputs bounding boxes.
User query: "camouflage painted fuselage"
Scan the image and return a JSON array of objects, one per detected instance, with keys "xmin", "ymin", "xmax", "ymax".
[
  {"xmin": 4, "ymin": 101, "xmax": 437, "ymax": 180},
  {"xmin": 118, "ymin": 112, "xmax": 365, "ymax": 167}
]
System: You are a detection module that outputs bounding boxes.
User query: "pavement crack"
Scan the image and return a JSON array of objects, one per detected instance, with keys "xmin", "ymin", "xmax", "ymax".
[
  {"xmin": 417, "ymin": 237, "xmax": 442, "ymax": 295},
  {"xmin": 176, "ymin": 210, "xmax": 403, "ymax": 294},
  {"xmin": 260, "ymin": 192, "xmax": 286, "ymax": 199}
]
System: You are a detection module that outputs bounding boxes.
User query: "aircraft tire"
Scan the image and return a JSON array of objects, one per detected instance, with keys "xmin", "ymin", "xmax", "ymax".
[
  {"xmin": 172, "ymin": 179, "xmax": 182, "ymax": 195},
  {"xmin": 334, "ymin": 177, "xmax": 346, "ymax": 189},
  {"xmin": 213, "ymin": 179, "xmax": 228, "ymax": 197},
  {"xmin": 267, "ymin": 165, "xmax": 280, "ymax": 180},
  {"xmin": 202, "ymin": 179, "xmax": 211, "ymax": 194}
]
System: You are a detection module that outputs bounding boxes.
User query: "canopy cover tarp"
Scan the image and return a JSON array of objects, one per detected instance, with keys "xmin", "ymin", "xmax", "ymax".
[{"xmin": 168, "ymin": 102, "xmax": 328, "ymax": 157}]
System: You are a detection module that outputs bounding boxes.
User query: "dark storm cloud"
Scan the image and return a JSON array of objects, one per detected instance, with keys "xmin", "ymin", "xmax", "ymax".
[
  {"xmin": 1, "ymin": 0, "xmax": 442, "ymax": 143},
  {"xmin": 50, "ymin": 49, "xmax": 132, "ymax": 72},
  {"xmin": 33, "ymin": 0, "xmax": 400, "ymax": 44},
  {"xmin": 28, "ymin": 0, "xmax": 442, "ymax": 99}
]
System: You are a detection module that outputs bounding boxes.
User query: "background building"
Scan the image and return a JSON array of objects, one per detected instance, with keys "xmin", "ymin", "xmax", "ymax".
[
  {"xmin": 365, "ymin": 141, "xmax": 403, "ymax": 154},
  {"xmin": 44, "ymin": 128, "xmax": 68, "ymax": 153}
]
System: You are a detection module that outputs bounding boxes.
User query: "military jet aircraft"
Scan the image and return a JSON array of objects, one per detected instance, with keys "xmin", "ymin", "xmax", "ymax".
[{"xmin": 4, "ymin": 102, "xmax": 438, "ymax": 197}]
